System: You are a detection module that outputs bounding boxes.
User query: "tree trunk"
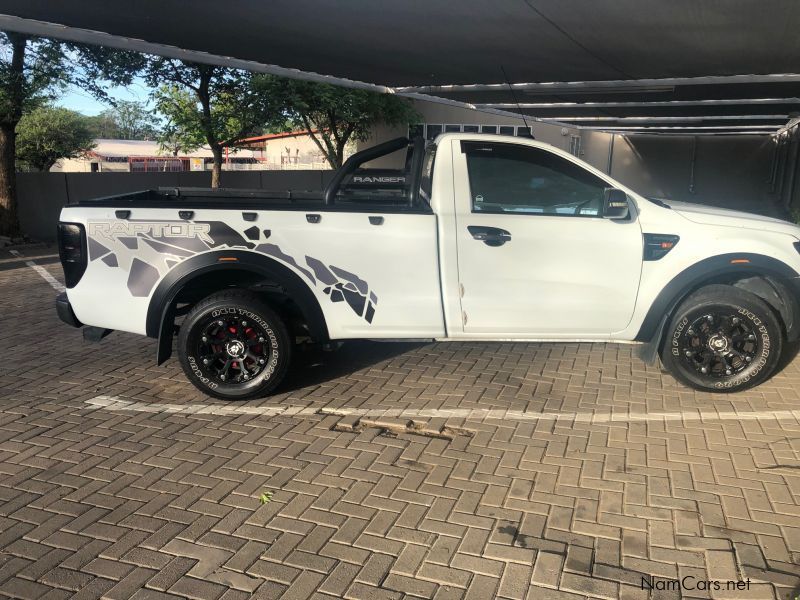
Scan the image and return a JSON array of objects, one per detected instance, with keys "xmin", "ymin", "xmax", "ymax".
[
  {"xmin": 0, "ymin": 32, "xmax": 26, "ymax": 238},
  {"xmin": 211, "ymin": 145, "xmax": 223, "ymax": 188},
  {"xmin": 334, "ymin": 144, "xmax": 345, "ymax": 169},
  {"xmin": 0, "ymin": 124, "xmax": 18, "ymax": 237}
]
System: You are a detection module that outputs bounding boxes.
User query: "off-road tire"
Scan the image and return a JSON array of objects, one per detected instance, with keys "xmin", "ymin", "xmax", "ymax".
[
  {"xmin": 177, "ymin": 290, "xmax": 291, "ymax": 400},
  {"xmin": 660, "ymin": 284, "xmax": 783, "ymax": 393}
]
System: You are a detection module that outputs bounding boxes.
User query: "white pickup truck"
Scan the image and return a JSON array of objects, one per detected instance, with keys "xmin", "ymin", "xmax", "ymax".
[{"xmin": 56, "ymin": 134, "xmax": 800, "ymax": 399}]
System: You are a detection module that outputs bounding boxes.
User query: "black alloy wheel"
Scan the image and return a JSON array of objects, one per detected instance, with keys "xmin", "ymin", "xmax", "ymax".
[
  {"xmin": 178, "ymin": 290, "xmax": 291, "ymax": 399},
  {"xmin": 678, "ymin": 310, "xmax": 759, "ymax": 379},
  {"xmin": 661, "ymin": 285, "xmax": 783, "ymax": 393}
]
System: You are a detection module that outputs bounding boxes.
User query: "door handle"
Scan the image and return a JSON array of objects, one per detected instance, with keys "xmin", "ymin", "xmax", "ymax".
[{"xmin": 468, "ymin": 225, "xmax": 511, "ymax": 247}]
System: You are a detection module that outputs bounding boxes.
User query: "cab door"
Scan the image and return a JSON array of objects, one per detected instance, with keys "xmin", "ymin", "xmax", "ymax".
[{"xmin": 452, "ymin": 139, "xmax": 643, "ymax": 337}]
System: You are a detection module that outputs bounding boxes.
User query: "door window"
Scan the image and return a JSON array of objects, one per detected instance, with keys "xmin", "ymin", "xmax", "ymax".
[{"xmin": 463, "ymin": 141, "xmax": 609, "ymax": 217}]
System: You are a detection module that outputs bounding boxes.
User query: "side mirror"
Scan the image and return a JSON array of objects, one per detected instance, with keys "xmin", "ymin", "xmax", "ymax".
[{"xmin": 602, "ymin": 188, "xmax": 630, "ymax": 219}]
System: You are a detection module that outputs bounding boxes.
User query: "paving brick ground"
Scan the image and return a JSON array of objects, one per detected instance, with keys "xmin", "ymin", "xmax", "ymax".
[{"xmin": 1, "ymin": 244, "xmax": 799, "ymax": 600}]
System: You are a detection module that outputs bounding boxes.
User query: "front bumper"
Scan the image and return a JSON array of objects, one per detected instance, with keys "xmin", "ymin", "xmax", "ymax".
[{"xmin": 55, "ymin": 292, "xmax": 82, "ymax": 328}]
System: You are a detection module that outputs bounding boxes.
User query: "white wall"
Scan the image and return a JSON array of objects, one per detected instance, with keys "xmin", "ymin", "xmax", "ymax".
[
  {"xmin": 579, "ymin": 130, "xmax": 781, "ymax": 213},
  {"xmin": 359, "ymin": 99, "xmax": 581, "ymax": 168}
]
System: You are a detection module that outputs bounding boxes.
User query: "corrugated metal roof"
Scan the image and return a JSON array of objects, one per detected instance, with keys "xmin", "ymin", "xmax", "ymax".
[{"xmin": 90, "ymin": 139, "xmax": 260, "ymax": 159}]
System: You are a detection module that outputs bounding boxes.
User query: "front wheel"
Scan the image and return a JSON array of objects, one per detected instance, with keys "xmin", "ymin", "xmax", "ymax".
[
  {"xmin": 177, "ymin": 290, "xmax": 291, "ymax": 400},
  {"xmin": 660, "ymin": 285, "xmax": 783, "ymax": 393}
]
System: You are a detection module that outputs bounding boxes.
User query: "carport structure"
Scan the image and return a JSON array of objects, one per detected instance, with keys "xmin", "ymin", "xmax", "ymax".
[
  {"xmin": 2, "ymin": 4, "xmax": 800, "ymax": 600},
  {"xmin": 1, "ymin": 1, "xmax": 799, "ymax": 137},
  {"xmin": 4, "ymin": 1, "xmax": 800, "ymax": 213}
]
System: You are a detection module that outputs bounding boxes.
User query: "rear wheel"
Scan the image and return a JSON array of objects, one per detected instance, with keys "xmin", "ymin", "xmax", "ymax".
[
  {"xmin": 177, "ymin": 290, "xmax": 291, "ymax": 400},
  {"xmin": 660, "ymin": 285, "xmax": 783, "ymax": 393}
]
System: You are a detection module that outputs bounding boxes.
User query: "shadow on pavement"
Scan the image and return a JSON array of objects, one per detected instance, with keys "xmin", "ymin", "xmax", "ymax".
[
  {"xmin": 0, "ymin": 255, "xmax": 60, "ymax": 272},
  {"xmin": 278, "ymin": 339, "xmax": 428, "ymax": 393}
]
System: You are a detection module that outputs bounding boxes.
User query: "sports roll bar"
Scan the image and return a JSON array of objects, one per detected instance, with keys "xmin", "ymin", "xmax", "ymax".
[
  {"xmin": 324, "ymin": 136, "xmax": 413, "ymax": 205},
  {"xmin": 406, "ymin": 136, "xmax": 425, "ymax": 208}
]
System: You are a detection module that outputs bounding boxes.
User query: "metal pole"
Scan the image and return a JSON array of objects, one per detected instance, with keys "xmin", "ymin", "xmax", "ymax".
[
  {"xmin": 606, "ymin": 134, "xmax": 615, "ymax": 175},
  {"xmin": 784, "ymin": 126, "xmax": 800, "ymax": 210}
]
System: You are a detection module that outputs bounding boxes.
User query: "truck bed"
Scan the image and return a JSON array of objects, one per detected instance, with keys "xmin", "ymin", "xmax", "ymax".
[{"xmin": 75, "ymin": 181, "xmax": 419, "ymax": 213}]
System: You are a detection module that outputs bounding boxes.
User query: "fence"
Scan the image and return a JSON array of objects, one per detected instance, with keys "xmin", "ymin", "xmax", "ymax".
[{"xmin": 18, "ymin": 170, "xmax": 333, "ymax": 242}]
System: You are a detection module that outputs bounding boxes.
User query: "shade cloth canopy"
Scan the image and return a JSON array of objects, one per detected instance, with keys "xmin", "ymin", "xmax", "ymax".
[{"xmin": 1, "ymin": 0, "xmax": 798, "ymax": 134}]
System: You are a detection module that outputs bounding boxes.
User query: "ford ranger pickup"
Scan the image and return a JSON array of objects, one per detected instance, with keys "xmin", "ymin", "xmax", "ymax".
[{"xmin": 55, "ymin": 134, "xmax": 800, "ymax": 399}]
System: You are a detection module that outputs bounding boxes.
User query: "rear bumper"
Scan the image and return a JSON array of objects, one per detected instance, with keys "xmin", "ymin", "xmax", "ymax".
[{"xmin": 55, "ymin": 292, "xmax": 82, "ymax": 328}]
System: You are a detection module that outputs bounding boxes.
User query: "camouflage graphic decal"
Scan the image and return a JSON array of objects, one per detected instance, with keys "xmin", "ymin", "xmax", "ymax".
[
  {"xmin": 119, "ymin": 237, "xmax": 138, "ymax": 250},
  {"xmin": 142, "ymin": 238, "xmax": 195, "ymax": 258},
  {"xmin": 254, "ymin": 243, "xmax": 315, "ymax": 284},
  {"xmin": 127, "ymin": 258, "xmax": 159, "ymax": 297},
  {"xmin": 88, "ymin": 237, "xmax": 111, "ymax": 261},
  {"xmin": 86, "ymin": 219, "xmax": 377, "ymax": 322},
  {"xmin": 308, "ymin": 257, "xmax": 377, "ymax": 323},
  {"xmin": 305, "ymin": 256, "xmax": 337, "ymax": 285},
  {"xmin": 101, "ymin": 253, "xmax": 118, "ymax": 268}
]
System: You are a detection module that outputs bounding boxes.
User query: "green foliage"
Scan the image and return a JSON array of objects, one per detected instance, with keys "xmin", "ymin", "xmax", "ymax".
[
  {"xmin": 0, "ymin": 33, "xmax": 67, "ymax": 128},
  {"xmin": 144, "ymin": 59, "xmax": 283, "ymax": 185},
  {"xmin": 83, "ymin": 112, "xmax": 118, "ymax": 140},
  {"xmin": 258, "ymin": 490, "xmax": 274, "ymax": 505},
  {"xmin": 0, "ymin": 31, "xmax": 143, "ymax": 235},
  {"xmin": 153, "ymin": 85, "xmax": 207, "ymax": 156},
  {"xmin": 16, "ymin": 105, "xmax": 95, "ymax": 171},
  {"xmin": 64, "ymin": 44, "xmax": 147, "ymax": 104},
  {"xmin": 145, "ymin": 60, "xmax": 281, "ymax": 148},
  {"xmin": 256, "ymin": 77, "xmax": 420, "ymax": 168},
  {"xmin": 87, "ymin": 100, "xmax": 160, "ymax": 140},
  {"xmin": 0, "ymin": 33, "xmax": 144, "ymax": 129}
]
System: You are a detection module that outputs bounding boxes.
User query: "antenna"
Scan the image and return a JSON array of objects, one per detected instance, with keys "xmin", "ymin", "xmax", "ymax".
[{"xmin": 501, "ymin": 65, "xmax": 533, "ymax": 138}]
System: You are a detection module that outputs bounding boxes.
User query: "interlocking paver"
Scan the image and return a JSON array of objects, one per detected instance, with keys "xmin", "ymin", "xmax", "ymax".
[{"xmin": 1, "ymin": 246, "xmax": 800, "ymax": 599}]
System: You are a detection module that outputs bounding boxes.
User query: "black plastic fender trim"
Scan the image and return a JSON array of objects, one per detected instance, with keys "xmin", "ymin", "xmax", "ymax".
[
  {"xmin": 55, "ymin": 292, "xmax": 83, "ymax": 328},
  {"xmin": 146, "ymin": 250, "xmax": 330, "ymax": 365},
  {"xmin": 634, "ymin": 253, "xmax": 800, "ymax": 348}
]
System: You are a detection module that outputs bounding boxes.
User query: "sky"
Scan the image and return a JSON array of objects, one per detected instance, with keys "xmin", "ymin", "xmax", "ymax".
[{"xmin": 56, "ymin": 77, "xmax": 154, "ymax": 115}]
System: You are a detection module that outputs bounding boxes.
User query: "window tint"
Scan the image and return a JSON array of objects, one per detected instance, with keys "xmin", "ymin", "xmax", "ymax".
[{"xmin": 463, "ymin": 142, "xmax": 609, "ymax": 217}]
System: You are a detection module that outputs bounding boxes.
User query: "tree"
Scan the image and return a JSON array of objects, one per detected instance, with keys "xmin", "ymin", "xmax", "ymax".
[
  {"xmin": 146, "ymin": 60, "xmax": 280, "ymax": 187},
  {"xmin": 16, "ymin": 105, "xmax": 95, "ymax": 171},
  {"xmin": 259, "ymin": 78, "xmax": 420, "ymax": 168},
  {"xmin": 154, "ymin": 87, "xmax": 204, "ymax": 157},
  {"xmin": 91, "ymin": 99, "xmax": 159, "ymax": 140},
  {"xmin": 83, "ymin": 111, "xmax": 119, "ymax": 139},
  {"xmin": 0, "ymin": 32, "xmax": 144, "ymax": 236},
  {"xmin": 0, "ymin": 33, "xmax": 62, "ymax": 236}
]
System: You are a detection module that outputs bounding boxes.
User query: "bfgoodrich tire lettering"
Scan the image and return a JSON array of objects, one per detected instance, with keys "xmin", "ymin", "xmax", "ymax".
[
  {"xmin": 178, "ymin": 290, "xmax": 291, "ymax": 400},
  {"xmin": 661, "ymin": 284, "xmax": 783, "ymax": 393}
]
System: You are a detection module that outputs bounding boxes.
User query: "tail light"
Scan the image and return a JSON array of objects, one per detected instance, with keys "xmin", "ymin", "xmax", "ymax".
[{"xmin": 57, "ymin": 222, "xmax": 87, "ymax": 287}]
